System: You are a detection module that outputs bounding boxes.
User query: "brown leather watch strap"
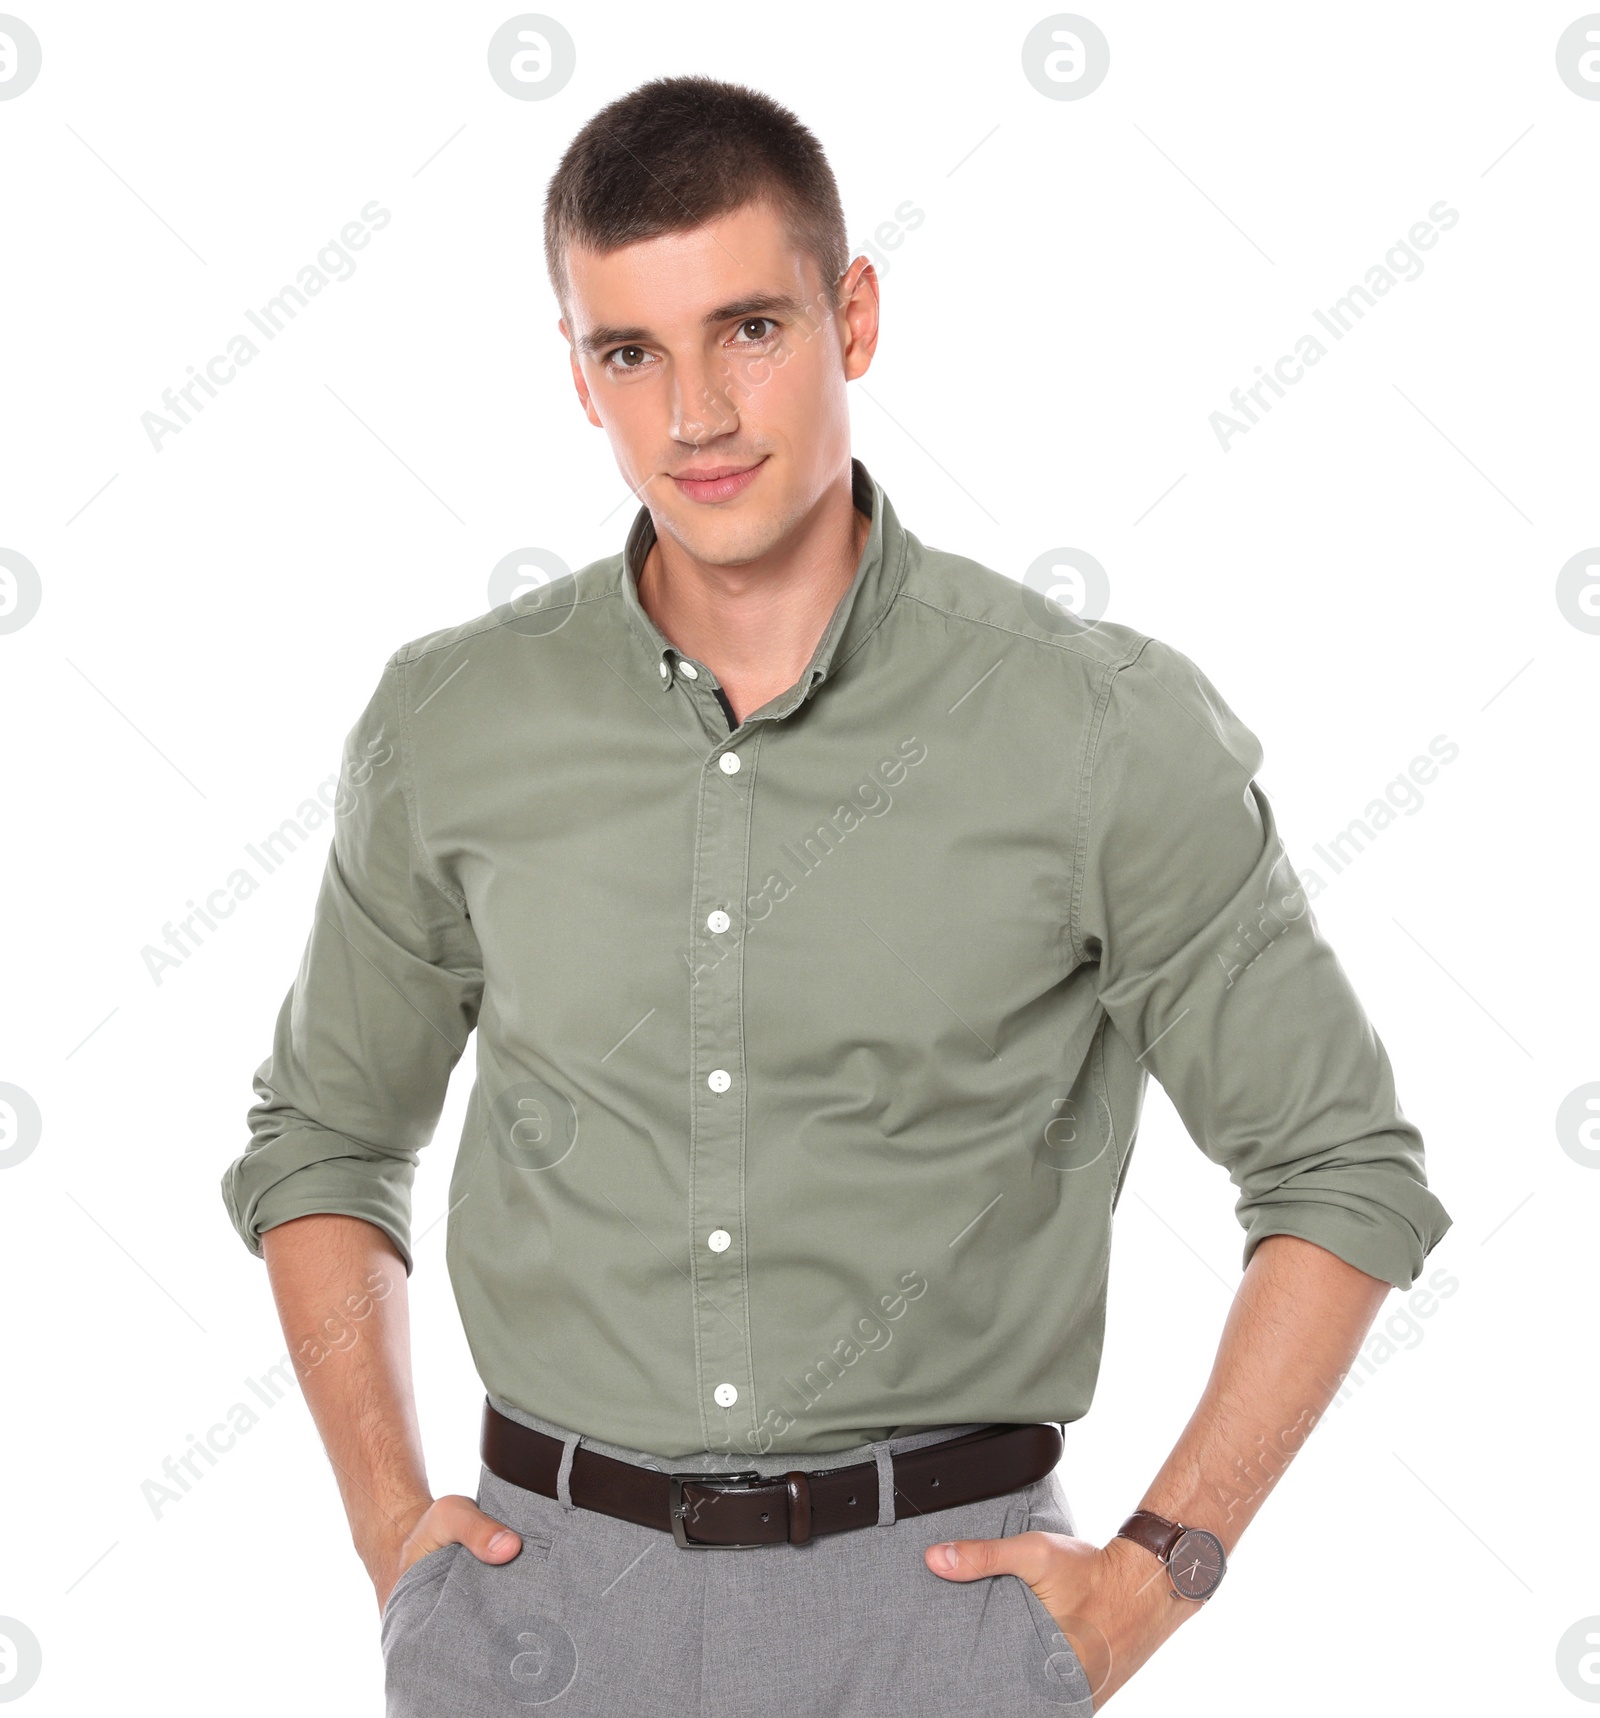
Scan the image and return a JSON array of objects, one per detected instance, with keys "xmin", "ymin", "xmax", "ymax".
[
  {"xmin": 481, "ymin": 1402, "xmax": 1063, "ymax": 1548},
  {"xmin": 1114, "ymin": 1507, "xmax": 1185, "ymax": 1563}
]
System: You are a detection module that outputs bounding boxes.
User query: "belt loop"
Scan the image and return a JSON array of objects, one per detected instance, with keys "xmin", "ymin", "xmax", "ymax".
[
  {"xmin": 555, "ymin": 1432, "xmax": 581, "ymax": 1510},
  {"xmin": 784, "ymin": 1471, "xmax": 813, "ymax": 1545},
  {"xmin": 872, "ymin": 1441, "xmax": 896, "ymax": 1527}
]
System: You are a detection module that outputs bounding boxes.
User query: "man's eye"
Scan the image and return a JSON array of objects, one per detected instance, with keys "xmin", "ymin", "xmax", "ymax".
[
  {"xmin": 735, "ymin": 318, "xmax": 778, "ymax": 344},
  {"xmin": 605, "ymin": 345, "xmax": 649, "ymax": 371}
]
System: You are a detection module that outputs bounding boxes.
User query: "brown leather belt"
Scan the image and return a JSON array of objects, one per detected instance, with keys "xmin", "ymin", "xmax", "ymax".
[{"xmin": 480, "ymin": 1401, "xmax": 1063, "ymax": 1549}]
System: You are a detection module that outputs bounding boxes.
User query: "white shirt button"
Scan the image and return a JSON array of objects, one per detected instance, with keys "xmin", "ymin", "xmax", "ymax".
[
  {"xmin": 718, "ymin": 752, "xmax": 741, "ymax": 775},
  {"xmin": 707, "ymin": 909, "xmax": 730, "ymax": 934},
  {"xmin": 707, "ymin": 1069, "xmax": 731, "ymax": 1093},
  {"xmin": 658, "ymin": 661, "xmax": 670, "ymax": 681},
  {"xmin": 678, "ymin": 661, "xmax": 699, "ymax": 680},
  {"xmin": 713, "ymin": 1383, "xmax": 738, "ymax": 1408},
  {"xmin": 708, "ymin": 1229, "xmax": 732, "ymax": 1253}
]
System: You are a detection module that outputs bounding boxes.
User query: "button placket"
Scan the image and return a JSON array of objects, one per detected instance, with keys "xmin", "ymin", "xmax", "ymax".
[
  {"xmin": 688, "ymin": 727, "xmax": 760, "ymax": 1447},
  {"xmin": 665, "ymin": 653, "xmax": 741, "ymax": 747}
]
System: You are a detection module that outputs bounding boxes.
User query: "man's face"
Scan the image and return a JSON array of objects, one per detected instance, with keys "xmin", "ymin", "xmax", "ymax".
[{"xmin": 558, "ymin": 198, "xmax": 878, "ymax": 569}]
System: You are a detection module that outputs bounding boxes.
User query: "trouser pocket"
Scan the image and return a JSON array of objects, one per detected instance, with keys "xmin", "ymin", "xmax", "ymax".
[
  {"xmin": 1011, "ymin": 1571, "xmax": 1098, "ymax": 1712},
  {"xmin": 379, "ymin": 1541, "xmax": 461, "ymax": 1656},
  {"xmin": 382, "ymin": 1495, "xmax": 566, "ymax": 1715},
  {"xmin": 1001, "ymin": 1475, "xmax": 1098, "ymax": 1713}
]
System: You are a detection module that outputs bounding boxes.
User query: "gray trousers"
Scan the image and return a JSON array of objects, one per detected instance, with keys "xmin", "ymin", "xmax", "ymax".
[{"xmin": 381, "ymin": 1399, "xmax": 1096, "ymax": 1716}]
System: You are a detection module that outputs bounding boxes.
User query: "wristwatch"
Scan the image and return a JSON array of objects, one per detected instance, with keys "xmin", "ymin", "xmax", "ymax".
[{"xmin": 1113, "ymin": 1509, "xmax": 1228, "ymax": 1601}]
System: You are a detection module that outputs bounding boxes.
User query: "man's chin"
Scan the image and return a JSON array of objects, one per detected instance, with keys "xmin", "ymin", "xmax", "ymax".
[{"xmin": 657, "ymin": 503, "xmax": 787, "ymax": 570}]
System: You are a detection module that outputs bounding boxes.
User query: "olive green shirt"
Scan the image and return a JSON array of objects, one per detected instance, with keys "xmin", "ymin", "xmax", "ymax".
[{"xmin": 222, "ymin": 457, "xmax": 1451, "ymax": 1460}]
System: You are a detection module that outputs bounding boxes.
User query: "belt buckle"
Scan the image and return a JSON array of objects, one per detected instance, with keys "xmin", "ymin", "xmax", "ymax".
[{"xmin": 669, "ymin": 1470, "xmax": 766, "ymax": 1549}]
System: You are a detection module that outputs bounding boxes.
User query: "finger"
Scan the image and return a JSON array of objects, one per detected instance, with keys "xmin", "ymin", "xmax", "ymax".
[
  {"xmin": 427, "ymin": 1493, "xmax": 523, "ymax": 1564},
  {"xmin": 924, "ymin": 1529, "xmax": 1052, "ymax": 1583}
]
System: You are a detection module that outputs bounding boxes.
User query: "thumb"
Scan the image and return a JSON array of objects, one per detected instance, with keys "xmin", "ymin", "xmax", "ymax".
[
  {"xmin": 425, "ymin": 1493, "xmax": 523, "ymax": 1565},
  {"xmin": 925, "ymin": 1527, "xmax": 1052, "ymax": 1584}
]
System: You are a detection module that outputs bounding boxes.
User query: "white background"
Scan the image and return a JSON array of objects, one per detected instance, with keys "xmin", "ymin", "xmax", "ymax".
[{"xmin": 1, "ymin": 2, "xmax": 1595, "ymax": 1712}]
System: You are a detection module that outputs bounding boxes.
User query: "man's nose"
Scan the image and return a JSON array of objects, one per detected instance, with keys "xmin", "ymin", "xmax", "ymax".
[{"xmin": 669, "ymin": 354, "xmax": 740, "ymax": 444}]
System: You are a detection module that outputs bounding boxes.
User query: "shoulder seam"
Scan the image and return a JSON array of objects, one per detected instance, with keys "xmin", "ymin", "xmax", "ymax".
[
  {"xmin": 1069, "ymin": 637, "xmax": 1254, "ymax": 967},
  {"xmin": 390, "ymin": 654, "xmax": 471, "ymax": 913},
  {"xmin": 1121, "ymin": 638, "xmax": 1249, "ymax": 763},
  {"xmin": 898, "ymin": 589, "xmax": 1148, "ymax": 669},
  {"xmin": 396, "ymin": 583, "xmax": 623, "ymax": 665}
]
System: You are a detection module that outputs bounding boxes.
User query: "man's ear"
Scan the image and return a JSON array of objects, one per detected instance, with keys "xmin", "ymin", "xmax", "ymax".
[
  {"xmin": 564, "ymin": 343, "xmax": 601, "ymax": 428},
  {"xmin": 835, "ymin": 256, "xmax": 880, "ymax": 380}
]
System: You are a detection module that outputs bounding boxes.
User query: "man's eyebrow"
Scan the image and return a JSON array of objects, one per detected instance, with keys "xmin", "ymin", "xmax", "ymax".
[{"xmin": 576, "ymin": 292, "xmax": 811, "ymax": 357}]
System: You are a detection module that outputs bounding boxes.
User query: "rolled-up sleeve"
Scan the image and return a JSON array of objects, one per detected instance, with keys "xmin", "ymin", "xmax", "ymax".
[
  {"xmin": 1074, "ymin": 635, "xmax": 1452, "ymax": 1288},
  {"xmin": 221, "ymin": 651, "xmax": 483, "ymax": 1272}
]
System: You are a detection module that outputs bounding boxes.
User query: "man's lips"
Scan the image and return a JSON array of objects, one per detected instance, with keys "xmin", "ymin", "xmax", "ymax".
[{"xmin": 669, "ymin": 459, "xmax": 766, "ymax": 501}]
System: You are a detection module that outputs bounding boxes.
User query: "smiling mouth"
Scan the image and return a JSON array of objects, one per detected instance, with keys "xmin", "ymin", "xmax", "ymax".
[{"xmin": 669, "ymin": 458, "xmax": 767, "ymax": 501}]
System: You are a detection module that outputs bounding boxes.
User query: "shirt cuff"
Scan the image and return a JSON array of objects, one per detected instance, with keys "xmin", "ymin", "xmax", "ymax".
[
  {"xmin": 1237, "ymin": 1173, "xmax": 1453, "ymax": 1290},
  {"xmin": 221, "ymin": 1129, "xmax": 416, "ymax": 1274}
]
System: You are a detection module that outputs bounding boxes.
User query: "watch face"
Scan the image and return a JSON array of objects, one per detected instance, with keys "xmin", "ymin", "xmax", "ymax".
[{"xmin": 1167, "ymin": 1528, "xmax": 1226, "ymax": 1600}]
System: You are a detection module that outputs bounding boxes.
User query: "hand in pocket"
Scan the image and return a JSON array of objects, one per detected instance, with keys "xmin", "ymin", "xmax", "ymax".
[{"xmin": 376, "ymin": 1492, "xmax": 523, "ymax": 1615}]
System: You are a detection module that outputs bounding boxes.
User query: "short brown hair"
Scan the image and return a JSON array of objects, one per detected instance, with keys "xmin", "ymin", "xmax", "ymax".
[{"xmin": 544, "ymin": 75, "xmax": 849, "ymax": 323}]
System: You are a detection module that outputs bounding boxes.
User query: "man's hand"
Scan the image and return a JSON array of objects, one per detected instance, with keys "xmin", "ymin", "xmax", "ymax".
[
  {"xmin": 259, "ymin": 1216, "xmax": 529, "ymax": 1619},
  {"xmin": 925, "ymin": 1528, "xmax": 1191, "ymax": 1706},
  {"xmin": 922, "ymin": 1237, "xmax": 1396, "ymax": 1705},
  {"xmin": 374, "ymin": 1494, "xmax": 524, "ymax": 1615}
]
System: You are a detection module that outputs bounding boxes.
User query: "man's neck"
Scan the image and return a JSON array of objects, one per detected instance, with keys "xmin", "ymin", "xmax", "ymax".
[{"xmin": 636, "ymin": 474, "xmax": 871, "ymax": 726}]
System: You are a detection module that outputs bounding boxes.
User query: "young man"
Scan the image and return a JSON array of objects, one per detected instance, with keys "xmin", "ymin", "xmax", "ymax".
[{"xmin": 223, "ymin": 75, "xmax": 1451, "ymax": 1714}]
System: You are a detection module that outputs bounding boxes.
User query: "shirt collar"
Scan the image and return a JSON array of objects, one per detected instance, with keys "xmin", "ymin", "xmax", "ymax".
[{"xmin": 618, "ymin": 456, "xmax": 905, "ymax": 719}]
